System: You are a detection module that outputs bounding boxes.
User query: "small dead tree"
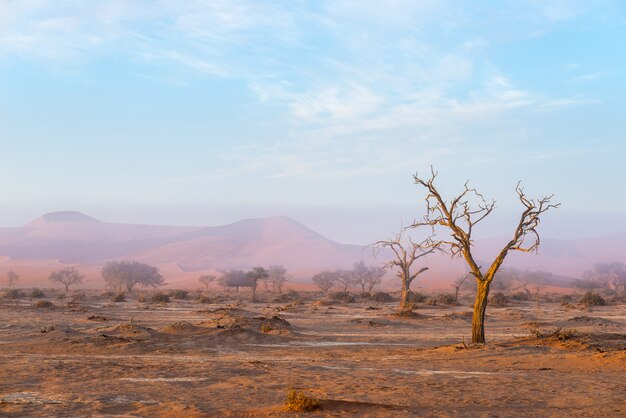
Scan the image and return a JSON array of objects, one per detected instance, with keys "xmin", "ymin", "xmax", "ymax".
[
  {"xmin": 268, "ymin": 265, "xmax": 288, "ymax": 293},
  {"xmin": 7, "ymin": 270, "xmax": 18, "ymax": 288},
  {"xmin": 413, "ymin": 167, "xmax": 559, "ymax": 344},
  {"xmin": 353, "ymin": 262, "xmax": 385, "ymax": 294},
  {"xmin": 49, "ymin": 266, "xmax": 84, "ymax": 293},
  {"xmin": 335, "ymin": 269, "xmax": 355, "ymax": 292},
  {"xmin": 312, "ymin": 271, "xmax": 337, "ymax": 294},
  {"xmin": 374, "ymin": 229, "xmax": 438, "ymax": 312},
  {"xmin": 198, "ymin": 274, "xmax": 216, "ymax": 292},
  {"xmin": 453, "ymin": 274, "xmax": 470, "ymax": 305},
  {"xmin": 583, "ymin": 262, "xmax": 626, "ymax": 293}
]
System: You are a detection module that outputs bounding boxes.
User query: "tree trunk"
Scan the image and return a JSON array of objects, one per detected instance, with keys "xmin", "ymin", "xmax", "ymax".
[
  {"xmin": 400, "ymin": 278, "xmax": 411, "ymax": 311},
  {"xmin": 251, "ymin": 284, "xmax": 257, "ymax": 302},
  {"xmin": 472, "ymin": 280, "xmax": 490, "ymax": 344},
  {"xmin": 64, "ymin": 283, "xmax": 69, "ymax": 293}
]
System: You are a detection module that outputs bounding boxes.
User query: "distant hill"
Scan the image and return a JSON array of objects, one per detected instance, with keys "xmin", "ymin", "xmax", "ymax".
[
  {"xmin": 0, "ymin": 212, "xmax": 368, "ymax": 273},
  {"xmin": 0, "ymin": 211, "xmax": 624, "ymax": 288}
]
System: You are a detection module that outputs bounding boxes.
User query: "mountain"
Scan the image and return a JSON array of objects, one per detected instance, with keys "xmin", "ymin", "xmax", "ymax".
[
  {"xmin": 0, "ymin": 212, "xmax": 367, "ymax": 273},
  {"xmin": 0, "ymin": 211, "xmax": 624, "ymax": 288}
]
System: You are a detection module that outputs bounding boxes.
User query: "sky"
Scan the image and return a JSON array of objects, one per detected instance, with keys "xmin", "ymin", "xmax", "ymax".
[{"xmin": 0, "ymin": 0, "xmax": 625, "ymax": 244}]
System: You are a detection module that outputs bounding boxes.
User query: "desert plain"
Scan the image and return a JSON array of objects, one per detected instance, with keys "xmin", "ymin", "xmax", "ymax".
[{"xmin": 0, "ymin": 289, "xmax": 624, "ymax": 417}]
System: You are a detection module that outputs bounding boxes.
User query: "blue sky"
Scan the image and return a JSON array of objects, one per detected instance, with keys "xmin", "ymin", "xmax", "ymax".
[{"xmin": 0, "ymin": 1, "xmax": 625, "ymax": 243}]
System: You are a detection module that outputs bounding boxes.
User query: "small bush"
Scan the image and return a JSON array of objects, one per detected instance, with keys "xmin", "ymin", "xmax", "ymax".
[
  {"xmin": 29, "ymin": 288, "xmax": 46, "ymax": 298},
  {"xmin": 71, "ymin": 291, "xmax": 87, "ymax": 300},
  {"xmin": 137, "ymin": 294, "xmax": 147, "ymax": 303},
  {"xmin": 285, "ymin": 389, "xmax": 320, "ymax": 412},
  {"xmin": 579, "ymin": 291, "xmax": 606, "ymax": 306},
  {"xmin": 151, "ymin": 292, "xmax": 170, "ymax": 303},
  {"xmin": 261, "ymin": 325, "xmax": 273, "ymax": 333},
  {"xmin": 489, "ymin": 292, "xmax": 509, "ymax": 308},
  {"xmin": 427, "ymin": 294, "xmax": 457, "ymax": 306},
  {"xmin": 170, "ymin": 289, "xmax": 189, "ymax": 300},
  {"xmin": 409, "ymin": 292, "xmax": 427, "ymax": 304},
  {"xmin": 329, "ymin": 291, "xmax": 355, "ymax": 303},
  {"xmin": 196, "ymin": 295, "xmax": 212, "ymax": 304},
  {"xmin": 510, "ymin": 291, "xmax": 531, "ymax": 301},
  {"xmin": 3, "ymin": 289, "xmax": 23, "ymax": 299},
  {"xmin": 112, "ymin": 292, "xmax": 126, "ymax": 302},
  {"xmin": 371, "ymin": 291, "xmax": 394, "ymax": 303},
  {"xmin": 273, "ymin": 289, "xmax": 300, "ymax": 303},
  {"xmin": 34, "ymin": 300, "xmax": 55, "ymax": 309}
]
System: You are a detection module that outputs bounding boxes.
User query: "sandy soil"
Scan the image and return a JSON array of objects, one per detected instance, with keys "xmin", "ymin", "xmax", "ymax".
[{"xmin": 1, "ymin": 291, "xmax": 624, "ymax": 417}]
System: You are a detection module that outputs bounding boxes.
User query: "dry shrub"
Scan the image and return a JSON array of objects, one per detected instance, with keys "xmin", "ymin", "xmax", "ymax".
[
  {"xmin": 371, "ymin": 291, "xmax": 394, "ymax": 303},
  {"xmin": 29, "ymin": 288, "xmax": 46, "ymax": 298},
  {"xmin": 34, "ymin": 300, "xmax": 55, "ymax": 309},
  {"xmin": 579, "ymin": 291, "xmax": 606, "ymax": 306},
  {"xmin": 427, "ymin": 294, "xmax": 457, "ymax": 306},
  {"xmin": 285, "ymin": 389, "xmax": 320, "ymax": 412},
  {"xmin": 261, "ymin": 324, "xmax": 273, "ymax": 333},
  {"xmin": 112, "ymin": 292, "xmax": 126, "ymax": 302},
  {"xmin": 3, "ymin": 289, "xmax": 23, "ymax": 299},
  {"xmin": 170, "ymin": 289, "xmax": 189, "ymax": 300},
  {"xmin": 273, "ymin": 289, "xmax": 300, "ymax": 303},
  {"xmin": 409, "ymin": 292, "xmax": 427, "ymax": 304},
  {"xmin": 196, "ymin": 295, "xmax": 212, "ymax": 304},
  {"xmin": 151, "ymin": 292, "xmax": 170, "ymax": 303},
  {"xmin": 329, "ymin": 291, "xmax": 355, "ymax": 303},
  {"xmin": 489, "ymin": 292, "xmax": 509, "ymax": 308},
  {"xmin": 510, "ymin": 291, "xmax": 531, "ymax": 301}
]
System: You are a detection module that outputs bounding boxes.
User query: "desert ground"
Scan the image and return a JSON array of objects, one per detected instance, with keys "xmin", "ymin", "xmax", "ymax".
[{"xmin": 0, "ymin": 289, "xmax": 624, "ymax": 417}]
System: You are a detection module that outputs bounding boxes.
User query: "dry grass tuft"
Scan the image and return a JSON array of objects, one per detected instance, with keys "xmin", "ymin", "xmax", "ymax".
[{"xmin": 285, "ymin": 389, "xmax": 320, "ymax": 412}]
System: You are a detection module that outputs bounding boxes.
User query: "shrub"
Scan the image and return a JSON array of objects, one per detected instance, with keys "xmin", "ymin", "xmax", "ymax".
[
  {"xmin": 510, "ymin": 291, "xmax": 531, "ymax": 301},
  {"xmin": 329, "ymin": 291, "xmax": 355, "ymax": 303},
  {"xmin": 489, "ymin": 292, "xmax": 509, "ymax": 308},
  {"xmin": 273, "ymin": 290, "xmax": 300, "ymax": 303},
  {"xmin": 261, "ymin": 325, "xmax": 273, "ymax": 333},
  {"xmin": 3, "ymin": 289, "xmax": 22, "ymax": 299},
  {"xmin": 579, "ymin": 291, "xmax": 606, "ymax": 306},
  {"xmin": 371, "ymin": 291, "xmax": 394, "ymax": 303},
  {"xmin": 112, "ymin": 292, "xmax": 126, "ymax": 302},
  {"xmin": 151, "ymin": 292, "xmax": 170, "ymax": 303},
  {"xmin": 29, "ymin": 288, "xmax": 46, "ymax": 298},
  {"xmin": 560, "ymin": 294, "xmax": 574, "ymax": 303},
  {"xmin": 409, "ymin": 292, "xmax": 427, "ymax": 304},
  {"xmin": 170, "ymin": 289, "xmax": 189, "ymax": 300},
  {"xmin": 196, "ymin": 295, "xmax": 212, "ymax": 304},
  {"xmin": 285, "ymin": 389, "xmax": 320, "ymax": 412},
  {"xmin": 427, "ymin": 294, "xmax": 457, "ymax": 306},
  {"xmin": 34, "ymin": 300, "xmax": 55, "ymax": 309}
]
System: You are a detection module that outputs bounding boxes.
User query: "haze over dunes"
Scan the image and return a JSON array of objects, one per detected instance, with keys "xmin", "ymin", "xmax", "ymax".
[{"xmin": 0, "ymin": 211, "xmax": 624, "ymax": 289}]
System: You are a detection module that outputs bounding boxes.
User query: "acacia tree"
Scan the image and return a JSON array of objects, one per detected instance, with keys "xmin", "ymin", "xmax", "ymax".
[
  {"xmin": 353, "ymin": 261, "xmax": 386, "ymax": 294},
  {"xmin": 49, "ymin": 266, "xmax": 84, "ymax": 293},
  {"xmin": 583, "ymin": 262, "xmax": 626, "ymax": 293},
  {"xmin": 312, "ymin": 271, "xmax": 337, "ymax": 293},
  {"xmin": 7, "ymin": 270, "xmax": 18, "ymax": 288},
  {"xmin": 268, "ymin": 265, "xmax": 288, "ymax": 293},
  {"xmin": 412, "ymin": 168, "xmax": 559, "ymax": 344},
  {"xmin": 335, "ymin": 269, "xmax": 355, "ymax": 292},
  {"xmin": 101, "ymin": 261, "xmax": 164, "ymax": 293},
  {"xmin": 246, "ymin": 266, "xmax": 269, "ymax": 302},
  {"xmin": 198, "ymin": 274, "xmax": 217, "ymax": 291},
  {"xmin": 218, "ymin": 270, "xmax": 248, "ymax": 292},
  {"xmin": 374, "ymin": 229, "xmax": 437, "ymax": 312}
]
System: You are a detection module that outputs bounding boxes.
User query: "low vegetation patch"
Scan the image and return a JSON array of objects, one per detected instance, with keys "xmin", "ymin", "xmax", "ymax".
[
  {"xmin": 489, "ymin": 292, "xmax": 509, "ymax": 308},
  {"xmin": 151, "ymin": 292, "xmax": 170, "ymax": 303},
  {"xmin": 170, "ymin": 289, "xmax": 189, "ymax": 300},
  {"xmin": 112, "ymin": 292, "xmax": 126, "ymax": 302},
  {"xmin": 34, "ymin": 300, "xmax": 55, "ymax": 309},
  {"xmin": 371, "ymin": 291, "xmax": 394, "ymax": 303},
  {"xmin": 329, "ymin": 291, "xmax": 355, "ymax": 303},
  {"xmin": 285, "ymin": 389, "xmax": 320, "ymax": 412},
  {"xmin": 29, "ymin": 288, "xmax": 46, "ymax": 298},
  {"xmin": 409, "ymin": 292, "xmax": 427, "ymax": 304},
  {"xmin": 427, "ymin": 294, "xmax": 458, "ymax": 306},
  {"xmin": 579, "ymin": 291, "xmax": 606, "ymax": 306}
]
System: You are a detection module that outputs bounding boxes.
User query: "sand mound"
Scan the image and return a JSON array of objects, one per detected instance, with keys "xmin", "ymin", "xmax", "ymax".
[
  {"xmin": 101, "ymin": 322, "xmax": 157, "ymax": 338},
  {"xmin": 160, "ymin": 321, "xmax": 203, "ymax": 334}
]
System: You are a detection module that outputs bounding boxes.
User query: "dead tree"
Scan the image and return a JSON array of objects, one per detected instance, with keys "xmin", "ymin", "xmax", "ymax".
[
  {"xmin": 413, "ymin": 167, "xmax": 559, "ymax": 344},
  {"xmin": 374, "ymin": 229, "xmax": 438, "ymax": 312},
  {"xmin": 453, "ymin": 274, "xmax": 470, "ymax": 305}
]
